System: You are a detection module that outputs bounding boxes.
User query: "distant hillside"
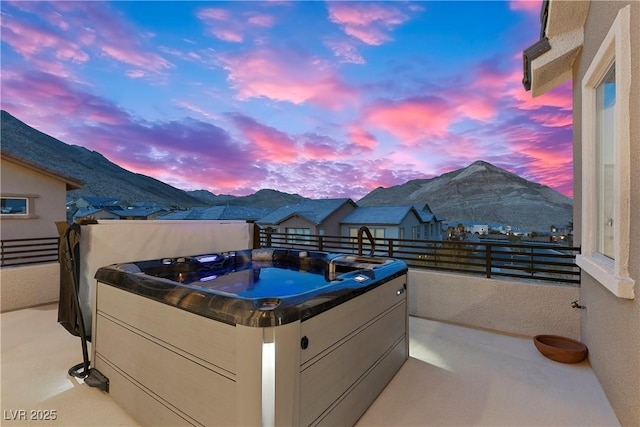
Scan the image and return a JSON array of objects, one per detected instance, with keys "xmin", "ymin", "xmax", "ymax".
[
  {"xmin": 1, "ymin": 111, "xmax": 573, "ymax": 229},
  {"xmin": 189, "ymin": 188, "xmax": 308, "ymax": 209},
  {"xmin": 358, "ymin": 161, "xmax": 573, "ymax": 231},
  {"xmin": 1, "ymin": 110, "xmax": 203, "ymax": 208}
]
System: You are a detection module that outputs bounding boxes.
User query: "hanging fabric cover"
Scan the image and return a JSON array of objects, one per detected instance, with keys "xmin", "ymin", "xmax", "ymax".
[{"xmin": 57, "ymin": 222, "xmax": 86, "ymax": 339}]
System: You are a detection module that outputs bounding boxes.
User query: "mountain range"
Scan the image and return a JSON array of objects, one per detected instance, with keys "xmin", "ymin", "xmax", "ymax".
[
  {"xmin": 357, "ymin": 161, "xmax": 573, "ymax": 230},
  {"xmin": 1, "ymin": 110, "xmax": 572, "ymax": 230}
]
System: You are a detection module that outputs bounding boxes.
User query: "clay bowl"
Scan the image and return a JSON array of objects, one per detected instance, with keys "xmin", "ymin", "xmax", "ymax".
[{"xmin": 533, "ymin": 335, "xmax": 588, "ymax": 363}]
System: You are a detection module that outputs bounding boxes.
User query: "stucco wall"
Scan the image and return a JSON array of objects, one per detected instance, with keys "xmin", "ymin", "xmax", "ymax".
[
  {"xmin": 0, "ymin": 263, "xmax": 60, "ymax": 312},
  {"xmin": 1, "ymin": 159, "xmax": 68, "ymax": 240},
  {"xmin": 408, "ymin": 269, "xmax": 580, "ymax": 339},
  {"xmin": 573, "ymin": 2, "xmax": 640, "ymax": 425}
]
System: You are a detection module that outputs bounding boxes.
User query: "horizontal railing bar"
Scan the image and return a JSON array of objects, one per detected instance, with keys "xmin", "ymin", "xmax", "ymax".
[
  {"xmin": 0, "ymin": 237, "xmax": 59, "ymax": 243},
  {"xmin": 1, "ymin": 237, "xmax": 60, "ymax": 268}
]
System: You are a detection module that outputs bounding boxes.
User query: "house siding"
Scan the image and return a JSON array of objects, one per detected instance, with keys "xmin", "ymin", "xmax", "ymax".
[
  {"xmin": 574, "ymin": 2, "xmax": 640, "ymax": 425},
  {"xmin": 321, "ymin": 202, "xmax": 357, "ymax": 235},
  {"xmin": 1, "ymin": 158, "xmax": 67, "ymax": 240}
]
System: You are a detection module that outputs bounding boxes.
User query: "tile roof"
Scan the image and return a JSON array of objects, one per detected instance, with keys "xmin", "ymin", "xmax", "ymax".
[
  {"xmin": 257, "ymin": 198, "xmax": 354, "ymax": 225},
  {"xmin": 161, "ymin": 205, "xmax": 272, "ymax": 221},
  {"xmin": 341, "ymin": 206, "xmax": 414, "ymax": 225}
]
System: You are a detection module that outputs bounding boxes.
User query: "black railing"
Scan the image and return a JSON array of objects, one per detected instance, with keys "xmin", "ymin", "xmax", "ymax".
[
  {"xmin": 259, "ymin": 229, "xmax": 580, "ymax": 285},
  {"xmin": 1, "ymin": 237, "xmax": 60, "ymax": 267}
]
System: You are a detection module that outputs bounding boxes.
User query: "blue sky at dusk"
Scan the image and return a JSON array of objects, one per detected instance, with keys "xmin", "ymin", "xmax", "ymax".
[{"xmin": 0, "ymin": 0, "xmax": 573, "ymax": 199}]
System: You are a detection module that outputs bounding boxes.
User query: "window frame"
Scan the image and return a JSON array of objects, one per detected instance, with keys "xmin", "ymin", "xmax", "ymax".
[
  {"xmin": 285, "ymin": 227, "xmax": 311, "ymax": 244},
  {"xmin": 0, "ymin": 195, "xmax": 38, "ymax": 219},
  {"xmin": 576, "ymin": 5, "xmax": 634, "ymax": 299}
]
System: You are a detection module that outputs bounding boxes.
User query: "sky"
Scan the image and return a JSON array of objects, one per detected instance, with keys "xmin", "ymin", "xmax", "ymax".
[{"xmin": 0, "ymin": 0, "xmax": 573, "ymax": 200}]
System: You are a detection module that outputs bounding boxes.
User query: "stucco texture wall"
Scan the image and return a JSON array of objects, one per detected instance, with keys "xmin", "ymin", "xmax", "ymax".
[
  {"xmin": 574, "ymin": 2, "xmax": 640, "ymax": 425},
  {"xmin": 408, "ymin": 269, "xmax": 580, "ymax": 339},
  {"xmin": 1, "ymin": 159, "xmax": 67, "ymax": 240},
  {"xmin": 0, "ymin": 263, "xmax": 60, "ymax": 312}
]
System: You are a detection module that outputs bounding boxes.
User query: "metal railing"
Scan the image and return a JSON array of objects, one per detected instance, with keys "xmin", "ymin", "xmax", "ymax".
[
  {"xmin": 258, "ymin": 229, "xmax": 581, "ymax": 285},
  {"xmin": 1, "ymin": 237, "xmax": 60, "ymax": 267}
]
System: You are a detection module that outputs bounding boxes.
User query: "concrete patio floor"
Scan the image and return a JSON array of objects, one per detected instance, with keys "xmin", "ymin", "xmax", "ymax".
[{"xmin": 1, "ymin": 303, "xmax": 620, "ymax": 426}]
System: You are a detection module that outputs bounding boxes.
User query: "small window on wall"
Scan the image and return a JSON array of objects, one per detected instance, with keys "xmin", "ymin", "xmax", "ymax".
[
  {"xmin": 286, "ymin": 228, "xmax": 310, "ymax": 244},
  {"xmin": 576, "ymin": 5, "xmax": 634, "ymax": 299},
  {"xmin": 1, "ymin": 197, "xmax": 29, "ymax": 215}
]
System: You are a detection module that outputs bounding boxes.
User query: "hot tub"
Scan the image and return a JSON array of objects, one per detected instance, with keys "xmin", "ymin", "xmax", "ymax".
[{"xmin": 93, "ymin": 248, "xmax": 408, "ymax": 426}]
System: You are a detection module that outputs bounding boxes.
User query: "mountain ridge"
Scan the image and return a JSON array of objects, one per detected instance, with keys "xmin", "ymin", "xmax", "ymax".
[
  {"xmin": 2, "ymin": 110, "xmax": 572, "ymax": 229},
  {"xmin": 358, "ymin": 160, "xmax": 572, "ymax": 230}
]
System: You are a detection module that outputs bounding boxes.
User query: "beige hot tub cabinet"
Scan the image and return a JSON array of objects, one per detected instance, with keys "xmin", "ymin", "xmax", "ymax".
[{"xmin": 92, "ymin": 250, "xmax": 408, "ymax": 426}]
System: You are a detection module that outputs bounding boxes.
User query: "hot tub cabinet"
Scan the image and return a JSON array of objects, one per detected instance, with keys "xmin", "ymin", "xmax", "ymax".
[{"xmin": 93, "ymin": 249, "xmax": 408, "ymax": 426}]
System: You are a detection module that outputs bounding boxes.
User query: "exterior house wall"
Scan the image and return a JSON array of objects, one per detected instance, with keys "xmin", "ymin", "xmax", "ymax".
[
  {"xmin": 341, "ymin": 211, "xmax": 424, "ymax": 240},
  {"xmin": 276, "ymin": 217, "xmax": 318, "ymax": 234},
  {"xmin": 0, "ymin": 158, "xmax": 67, "ymax": 240},
  {"xmin": 573, "ymin": 2, "xmax": 639, "ymax": 425},
  {"xmin": 0, "ymin": 263, "xmax": 60, "ymax": 312},
  {"xmin": 321, "ymin": 202, "xmax": 356, "ymax": 235},
  {"xmin": 409, "ymin": 269, "xmax": 580, "ymax": 339}
]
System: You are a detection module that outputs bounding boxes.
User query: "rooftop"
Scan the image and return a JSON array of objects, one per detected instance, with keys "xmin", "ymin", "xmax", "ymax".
[{"xmin": 1, "ymin": 303, "xmax": 619, "ymax": 426}]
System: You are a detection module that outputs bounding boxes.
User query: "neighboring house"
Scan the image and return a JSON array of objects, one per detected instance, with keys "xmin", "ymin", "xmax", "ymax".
[
  {"xmin": 130, "ymin": 201, "xmax": 169, "ymax": 210},
  {"xmin": 524, "ymin": 1, "xmax": 639, "ymax": 424},
  {"xmin": 72, "ymin": 207, "xmax": 120, "ymax": 222},
  {"xmin": 110, "ymin": 208, "xmax": 166, "ymax": 220},
  {"xmin": 73, "ymin": 207, "xmax": 167, "ymax": 221},
  {"xmin": 160, "ymin": 205, "xmax": 273, "ymax": 221},
  {"xmin": 340, "ymin": 205, "xmax": 443, "ymax": 241},
  {"xmin": 1, "ymin": 150, "xmax": 83, "ymax": 240},
  {"xmin": 257, "ymin": 198, "xmax": 357, "ymax": 238},
  {"xmin": 74, "ymin": 196, "xmax": 122, "ymax": 210}
]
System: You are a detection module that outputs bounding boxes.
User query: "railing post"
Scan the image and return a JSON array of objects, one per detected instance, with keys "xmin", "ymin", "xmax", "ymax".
[
  {"xmin": 485, "ymin": 244, "xmax": 492, "ymax": 279},
  {"xmin": 266, "ymin": 228, "xmax": 273, "ymax": 248},
  {"xmin": 388, "ymin": 239, "xmax": 394, "ymax": 257},
  {"xmin": 318, "ymin": 235, "xmax": 324, "ymax": 251}
]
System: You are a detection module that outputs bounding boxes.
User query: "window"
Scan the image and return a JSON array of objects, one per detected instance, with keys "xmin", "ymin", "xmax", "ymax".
[
  {"xmin": 595, "ymin": 65, "xmax": 615, "ymax": 259},
  {"xmin": 411, "ymin": 226, "xmax": 420, "ymax": 240},
  {"xmin": 1, "ymin": 196, "xmax": 37, "ymax": 218},
  {"xmin": 1, "ymin": 197, "xmax": 28, "ymax": 215},
  {"xmin": 576, "ymin": 6, "xmax": 635, "ymax": 299},
  {"xmin": 286, "ymin": 228, "xmax": 310, "ymax": 243},
  {"xmin": 349, "ymin": 227, "xmax": 385, "ymax": 244}
]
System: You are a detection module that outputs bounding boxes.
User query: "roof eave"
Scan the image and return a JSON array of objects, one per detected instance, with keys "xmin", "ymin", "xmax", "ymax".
[
  {"xmin": 1, "ymin": 150, "xmax": 84, "ymax": 190},
  {"xmin": 522, "ymin": 0, "xmax": 589, "ymax": 96}
]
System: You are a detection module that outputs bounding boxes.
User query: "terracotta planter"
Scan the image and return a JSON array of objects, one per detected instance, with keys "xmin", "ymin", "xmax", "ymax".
[{"xmin": 533, "ymin": 335, "xmax": 588, "ymax": 363}]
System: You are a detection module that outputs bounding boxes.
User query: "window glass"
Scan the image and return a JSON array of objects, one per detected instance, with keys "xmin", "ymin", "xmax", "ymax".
[
  {"xmin": 1, "ymin": 197, "xmax": 28, "ymax": 215},
  {"xmin": 595, "ymin": 64, "xmax": 616, "ymax": 259},
  {"xmin": 286, "ymin": 228, "xmax": 310, "ymax": 243}
]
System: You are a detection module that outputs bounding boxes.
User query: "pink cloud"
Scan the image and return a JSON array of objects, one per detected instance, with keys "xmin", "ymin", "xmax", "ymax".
[
  {"xmin": 327, "ymin": 2, "xmax": 410, "ymax": 46},
  {"xmin": 347, "ymin": 126, "xmax": 377, "ymax": 150},
  {"xmin": 247, "ymin": 14, "xmax": 275, "ymax": 27},
  {"xmin": 0, "ymin": 70, "xmax": 131, "ymax": 129},
  {"xmin": 218, "ymin": 48, "xmax": 358, "ymax": 109},
  {"xmin": 324, "ymin": 37, "xmax": 366, "ymax": 64},
  {"xmin": 197, "ymin": 8, "xmax": 230, "ymax": 21},
  {"xmin": 197, "ymin": 7, "xmax": 275, "ymax": 44},
  {"xmin": 363, "ymin": 96, "xmax": 456, "ymax": 142},
  {"xmin": 100, "ymin": 45, "xmax": 172, "ymax": 73},
  {"xmin": 2, "ymin": 2, "xmax": 173, "ymax": 78},
  {"xmin": 509, "ymin": 0, "xmax": 543, "ymax": 14},
  {"xmin": 0, "ymin": 15, "xmax": 89, "ymax": 63},
  {"xmin": 229, "ymin": 114, "xmax": 298, "ymax": 162}
]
